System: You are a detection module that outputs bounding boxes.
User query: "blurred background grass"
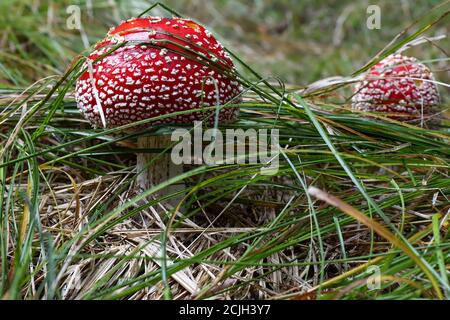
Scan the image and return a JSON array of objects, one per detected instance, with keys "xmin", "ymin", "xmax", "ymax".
[{"xmin": 0, "ymin": 0, "xmax": 448, "ymax": 87}]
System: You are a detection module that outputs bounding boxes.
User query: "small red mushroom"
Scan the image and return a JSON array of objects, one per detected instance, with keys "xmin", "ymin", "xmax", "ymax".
[
  {"xmin": 352, "ymin": 54, "xmax": 441, "ymax": 124},
  {"xmin": 75, "ymin": 16, "xmax": 242, "ymax": 201}
]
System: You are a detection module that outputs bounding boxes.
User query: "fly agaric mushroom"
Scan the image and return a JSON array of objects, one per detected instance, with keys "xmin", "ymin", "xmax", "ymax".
[
  {"xmin": 75, "ymin": 16, "xmax": 242, "ymax": 200},
  {"xmin": 352, "ymin": 54, "xmax": 441, "ymax": 124}
]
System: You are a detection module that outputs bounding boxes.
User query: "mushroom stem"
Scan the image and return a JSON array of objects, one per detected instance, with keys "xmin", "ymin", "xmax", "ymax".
[{"xmin": 137, "ymin": 135, "xmax": 185, "ymax": 208}]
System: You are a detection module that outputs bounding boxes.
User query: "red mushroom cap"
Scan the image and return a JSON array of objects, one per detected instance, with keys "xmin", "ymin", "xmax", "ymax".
[
  {"xmin": 75, "ymin": 16, "xmax": 242, "ymax": 128},
  {"xmin": 352, "ymin": 54, "xmax": 441, "ymax": 122}
]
